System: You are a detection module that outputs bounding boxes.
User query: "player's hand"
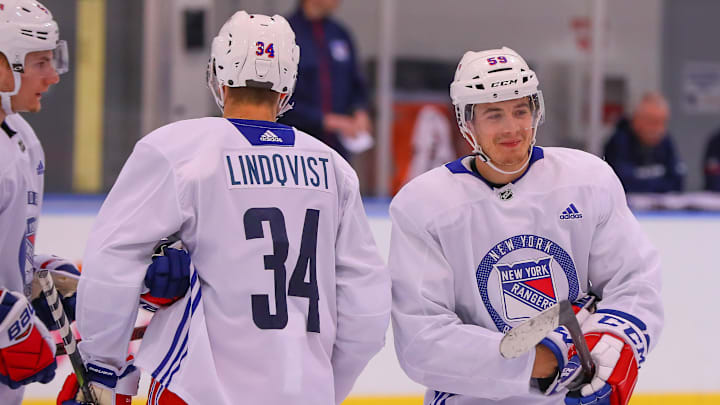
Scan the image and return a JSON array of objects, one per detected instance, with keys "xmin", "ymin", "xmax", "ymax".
[
  {"xmin": 0, "ymin": 289, "xmax": 57, "ymax": 388},
  {"xmin": 539, "ymin": 295, "xmax": 596, "ymax": 395},
  {"xmin": 140, "ymin": 238, "xmax": 191, "ymax": 312},
  {"xmin": 532, "ymin": 343, "xmax": 558, "ymax": 378},
  {"xmin": 30, "ymin": 254, "xmax": 80, "ymax": 330},
  {"xmin": 561, "ymin": 332, "xmax": 638, "ymax": 405},
  {"xmin": 57, "ymin": 358, "xmax": 139, "ymax": 405}
]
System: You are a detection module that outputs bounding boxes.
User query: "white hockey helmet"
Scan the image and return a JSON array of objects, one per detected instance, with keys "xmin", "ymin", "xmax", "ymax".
[
  {"xmin": 450, "ymin": 47, "xmax": 544, "ymax": 174},
  {"xmin": 207, "ymin": 11, "xmax": 300, "ymax": 117},
  {"xmin": 0, "ymin": 0, "xmax": 68, "ymax": 114}
]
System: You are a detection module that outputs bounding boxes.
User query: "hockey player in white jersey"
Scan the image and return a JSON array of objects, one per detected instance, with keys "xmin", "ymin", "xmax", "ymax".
[
  {"xmin": 0, "ymin": 1, "xmax": 68, "ymax": 403},
  {"xmin": 69, "ymin": 11, "xmax": 390, "ymax": 405},
  {"xmin": 389, "ymin": 47, "xmax": 663, "ymax": 405}
]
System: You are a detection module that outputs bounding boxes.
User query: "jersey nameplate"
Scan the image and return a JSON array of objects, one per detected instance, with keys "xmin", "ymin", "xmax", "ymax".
[{"xmin": 224, "ymin": 150, "xmax": 332, "ymax": 192}]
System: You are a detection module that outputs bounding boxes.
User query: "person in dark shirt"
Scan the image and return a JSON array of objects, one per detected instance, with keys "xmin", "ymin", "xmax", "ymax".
[
  {"xmin": 603, "ymin": 92, "xmax": 684, "ymax": 193},
  {"xmin": 704, "ymin": 129, "xmax": 720, "ymax": 191},
  {"xmin": 281, "ymin": 0, "xmax": 371, "ymax": 158}
]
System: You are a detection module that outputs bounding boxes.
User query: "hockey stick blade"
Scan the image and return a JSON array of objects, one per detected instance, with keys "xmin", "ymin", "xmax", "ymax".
[
  {"xmin": 56, "ymin": 325, "xmax": 148, "ymax": 356},
  {"xmin": 499, "ymin": 302, "xmax": 562, "ymax": 359}
]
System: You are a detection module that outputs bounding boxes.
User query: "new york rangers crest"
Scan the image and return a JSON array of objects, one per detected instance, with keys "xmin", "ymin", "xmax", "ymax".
[
  {"xmin": 18, "ymin": 217, "xmax": 38, "ymax": 297},
  {"xmin": 496, "ymin": 256, "xmax": 557, "ymax": 320},
  {"xmin": 476, "ymin": 234, "xmax": 580, "ymax": 333}
]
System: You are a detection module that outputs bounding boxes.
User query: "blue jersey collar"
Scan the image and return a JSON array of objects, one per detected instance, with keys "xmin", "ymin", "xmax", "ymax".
[
  {"xmin": 445, "ymin": 146, "xmax": 544, "ymax": 189},
  {"xmin": 227, "ymin": 118, "xmax": 296, "ymax": 147}
]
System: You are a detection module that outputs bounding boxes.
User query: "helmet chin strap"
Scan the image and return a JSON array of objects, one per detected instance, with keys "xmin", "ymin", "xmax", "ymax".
[
  {"xmin": 472, "ymin": 125, "xmax": 538, "ymax": 176},
  {"xmin": 0, "ymin": 72, "xmax": 22, "ymax": 116}
]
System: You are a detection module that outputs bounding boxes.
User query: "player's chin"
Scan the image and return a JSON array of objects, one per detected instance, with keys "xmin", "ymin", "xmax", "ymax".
[{"xmin": 27, "ymin": 102, "xmax": 42, "ymax": 113}]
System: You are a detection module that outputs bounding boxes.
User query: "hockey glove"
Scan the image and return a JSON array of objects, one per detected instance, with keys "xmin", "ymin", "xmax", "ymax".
[
  {"xmin": 540, "ymin": 295, "xmax": 596, "ymax": 395},
  {"xmin": 30, "ymin": 254, "xmax": 80, "ymax": 330},
  {"xmin": 0, "ymin": 289, "xmax": 57, "ymax": 388},
  {"xmin": 140, "ymin": 239, "xmax": 191, "ymax": 312},
  {"xmin": 563, "ymin": 332, "xmax": 637, "ymax": 405},
  {"xmin": 562, "ymin": 310, "xmax": 647, "ymax": 405},
  {"xmin": 57, "ymin": 357, "xmax": 140, "ymax": 405}
]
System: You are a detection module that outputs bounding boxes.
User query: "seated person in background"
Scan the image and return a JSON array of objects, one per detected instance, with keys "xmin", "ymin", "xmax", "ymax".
[
  {"xmin": 603, "ymin": 92, "xmax": 685, "ymax": 193},
  {"xmin": 703, "ymin": 129, "xmax": 720, "ymax": 191}
]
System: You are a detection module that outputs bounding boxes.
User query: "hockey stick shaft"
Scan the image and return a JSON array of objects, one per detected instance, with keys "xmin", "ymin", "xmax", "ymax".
[
  {"xmin": 56, "ymin": 325, "xmax": 147, "ymax": 356},
  {"xmin": 36, "ymin": 269, "xmax": 97, "ymax": 404},
  {"xmin": 558, "ymin": 300, "xmax": 596, "ymax": 389}
]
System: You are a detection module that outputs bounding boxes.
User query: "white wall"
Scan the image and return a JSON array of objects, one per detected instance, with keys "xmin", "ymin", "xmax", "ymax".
[{"xmin": 24, "ymin": 208, "xmax": 720, "ymax": 399}]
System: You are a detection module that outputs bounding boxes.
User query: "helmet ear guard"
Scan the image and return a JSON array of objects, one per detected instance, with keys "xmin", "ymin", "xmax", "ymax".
[{"xmin": 207, "ymin": 11, "xmax": 299, "ymax": 117}]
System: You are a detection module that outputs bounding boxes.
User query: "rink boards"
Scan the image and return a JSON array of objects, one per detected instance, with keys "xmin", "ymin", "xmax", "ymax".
[{"xmin": 20, "ymin": 196, "xmax": 720, "ymax": 404}]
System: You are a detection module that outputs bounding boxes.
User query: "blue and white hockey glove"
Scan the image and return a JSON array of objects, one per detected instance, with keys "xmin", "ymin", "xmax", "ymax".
[
  {"xmin": 0, "ymin": 289, "xmax": 57, "ymax": 388},
  {"xmin": 540, "ymin": 295, "xmax": 597, "ymax": 395},
  {"xmin": 30, "ymin": 254, "xmax": 80, "ymax": 330},
  {"xmin": 140, "ymin": 238, "xmax": 191, "ymax": 312}
]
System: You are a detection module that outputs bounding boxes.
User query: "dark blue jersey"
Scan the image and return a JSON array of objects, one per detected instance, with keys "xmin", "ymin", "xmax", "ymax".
[
  {"xmin": 704, "ymin": 130, "xmax": 720, "ymax": 191},
  {"xmin": 279, "ymin": 8, "xmax": 369, "ymax": 157},
  {"xmin": 603, "ymin": 118, "xmax": 684, "ymax": 193}
]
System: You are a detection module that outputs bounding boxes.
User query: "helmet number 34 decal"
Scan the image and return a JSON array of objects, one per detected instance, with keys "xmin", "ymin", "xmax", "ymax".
[
  {"xmin": 487, "ymin": 56, "xmax": 508, "ymax": 65},
  {"xmin": 256, "ymin": 41, "xmax": 275, "ymax": 58}
]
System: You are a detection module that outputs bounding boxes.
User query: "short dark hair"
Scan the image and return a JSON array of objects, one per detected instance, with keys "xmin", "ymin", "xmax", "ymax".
[{"xmin": 226, "ymin": 86, "xmax": 279, "ymax": 107}]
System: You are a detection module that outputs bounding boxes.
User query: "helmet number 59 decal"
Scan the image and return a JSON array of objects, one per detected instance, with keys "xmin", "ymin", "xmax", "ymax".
[
  {"xmin": 255, "ymin": 41, "xmax": 275, "ymax": 58},
  {"xmin": 487, "ymin": 56, "xmax": 508, "ymax": 65}
]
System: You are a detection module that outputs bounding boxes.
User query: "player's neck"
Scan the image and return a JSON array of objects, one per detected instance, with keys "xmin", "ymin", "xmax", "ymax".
[
  {"xmin": 223, "ymin": 103, "xmax": 277, "ymax": 122},
  {"xmin": 473, "ymin": 155, "xmax": 527, "ymax": 185}
]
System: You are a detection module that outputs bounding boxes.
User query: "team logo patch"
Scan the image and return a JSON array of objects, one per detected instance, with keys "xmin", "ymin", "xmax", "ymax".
[
  {"xmin": 476, "ymin": 234, "xmax": 580, "ymax": 333},
  {"xmin": 496, "ymin": 256, "xmax": 557, "ymax": 320},
  {"xmin": 18, "ymin": 217, "xmax": 37, "ymax": 297},
  {"xmin": 37, "ymin": 160, "xmax": 44, "ymax": 175}
]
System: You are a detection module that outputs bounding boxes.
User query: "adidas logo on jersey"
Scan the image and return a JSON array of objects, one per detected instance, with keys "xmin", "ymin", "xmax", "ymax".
[
  {"xmin": 259, "ymin": 130, "xmax": 283, "ymax": 143},
  {"xmin": 559, "ymin": 203, "xmax": 583, "ymax": 220}
]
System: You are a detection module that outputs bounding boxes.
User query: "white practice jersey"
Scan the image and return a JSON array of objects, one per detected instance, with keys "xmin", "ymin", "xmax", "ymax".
[
  {"xmin": 77, "ymin": 118, "xmax": 390, "ymax": 405},
  {"xmin": 0, "ymin": 114, "xmax": 44, "ymax": 296},
  {"xmin": 389, "ymin": 147, "xmax": 663, "ymax": 405}
]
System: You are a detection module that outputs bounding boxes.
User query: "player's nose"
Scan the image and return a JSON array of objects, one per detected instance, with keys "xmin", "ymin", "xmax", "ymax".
[{"xmin": 45, "ymin": 69, "xmax": 60, "ymax": 86}]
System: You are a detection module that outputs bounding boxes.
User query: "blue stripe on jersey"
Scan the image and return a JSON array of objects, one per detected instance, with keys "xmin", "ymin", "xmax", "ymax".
[
  {"xmin": 152, "ymin": 271, "xmax": 198, "ymax": 379},
  {"xmin": 445, "ymin": 146, "xmax": 544, "ymax": 189},
  {"xmin": 431, "ymin": 391, "xmax": 457, "ymax": 405},
  {"xmin": 228, "ymin": 118, "xmax": 296, "ymax": 146},
  {"xmin": 164, "ymin": 287, "xmax": 203, "ymax": 386}
]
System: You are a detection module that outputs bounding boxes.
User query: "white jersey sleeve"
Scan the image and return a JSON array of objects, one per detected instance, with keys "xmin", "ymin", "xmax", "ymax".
[
  {"xmin": 331, "ymin": 169, "xmax": 391, "ymax": 403},
  {"xmin": 0, "ymin": 114, "xmax": 44, "ymax": 295},
  {"xmin": 77, "ymin": 140, "xmax": 188, "ymax": 372},
  {"xmin": 584, "ymin": 163, "xmax": 663, "ymax": 362},
  {"xmin": 389, "ymin": 192, "xmax": 535, "ymax": 400}
]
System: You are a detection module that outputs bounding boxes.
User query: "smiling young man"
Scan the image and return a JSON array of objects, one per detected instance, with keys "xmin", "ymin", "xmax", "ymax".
[{"xmin": 388, "ymin": 47, "xmax": 663, "ymax": 405}]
